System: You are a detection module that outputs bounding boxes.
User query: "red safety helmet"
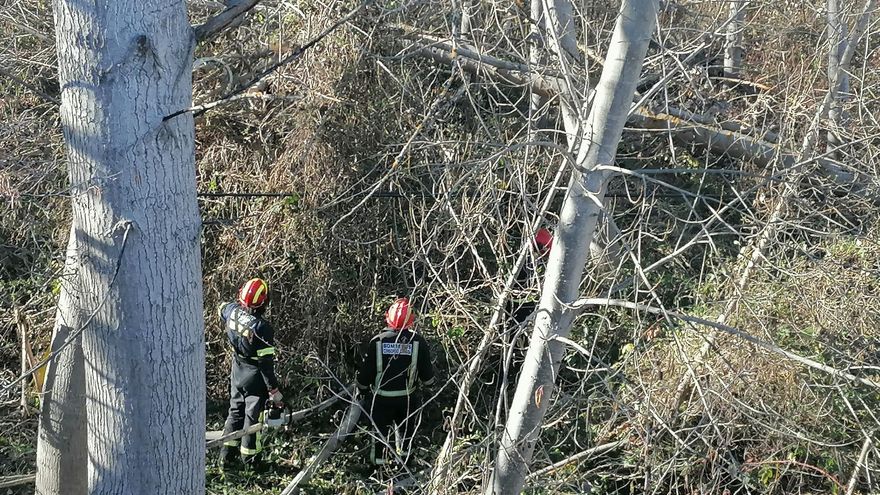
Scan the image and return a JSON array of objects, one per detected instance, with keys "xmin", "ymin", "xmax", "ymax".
[
  {"xmin": 534, "ymin": 228, "xmax": 553, "ymax": 255},
  {"xmin": 239, "ymin": 278, "xmax": 269, "ymax": 308},
  {"xmin": 386, "ymin": 297, "xmax": 415, "ymax": 330}
]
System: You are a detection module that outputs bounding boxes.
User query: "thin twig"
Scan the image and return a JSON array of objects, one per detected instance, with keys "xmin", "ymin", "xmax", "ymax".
[
  {"xmin": 14, "ymin": 307, "xmax": 28, "ymax": 414},
  {"xmin": 164, "ymin": 0, "xmax": 374, "ymax": 121},
  {"xmin": 0, "ymin": 66, "xmax": 59, "ymax": 105},
  {"xmin": 524, "ymin": 439, "xmax": 627, "ymax": 481}
]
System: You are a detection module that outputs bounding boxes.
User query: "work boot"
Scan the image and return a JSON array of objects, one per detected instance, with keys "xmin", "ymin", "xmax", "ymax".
[
  {"xmin": 242, "ymin": 454, "xmax": 268, "ymax": 474},
  {"xmin": 219, "ymin": 447, "xmax": 240, "ymax": 471}
]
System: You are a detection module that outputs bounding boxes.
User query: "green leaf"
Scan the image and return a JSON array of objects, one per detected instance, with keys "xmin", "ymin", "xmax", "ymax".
[{"xmin": 447, "ymin": 326, "xmax": 465, "ymax": 339}]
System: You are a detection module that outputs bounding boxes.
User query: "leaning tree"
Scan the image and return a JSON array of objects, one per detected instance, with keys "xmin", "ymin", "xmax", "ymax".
[{"xmin": 489, "ymin": 1, "xmax": 660, "ymax": 493}]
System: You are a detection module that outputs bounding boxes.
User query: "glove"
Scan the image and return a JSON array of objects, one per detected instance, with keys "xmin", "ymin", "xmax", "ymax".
[{"xmin": 269, "ymin": 388, "xmax": 283, "ymax": 405}]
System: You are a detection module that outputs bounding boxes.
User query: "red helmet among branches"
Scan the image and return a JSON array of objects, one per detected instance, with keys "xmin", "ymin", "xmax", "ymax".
[
  {"xmin": 239, "ymin": 278, "xmax": 269, "ymax": 308},
  {"xmin": 386, "ymin": 297, "xmax": 415, "ymax": 330},
  {"xmin": 534, "ymin": 228, "xmax": 553, "ymax": 255}
]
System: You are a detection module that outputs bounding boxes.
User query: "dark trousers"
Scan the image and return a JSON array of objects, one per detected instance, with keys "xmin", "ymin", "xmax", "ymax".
[
  {"xmin": 506, "ymin": 299, "xmax": 536, "ymax": 327},
  {"xmin": 221, "ymin": 358, "xmax": 268, "ymax": 463},
  {"xmin": 368, "ymin": 394, "xmax": 422, "ymax": 465}
]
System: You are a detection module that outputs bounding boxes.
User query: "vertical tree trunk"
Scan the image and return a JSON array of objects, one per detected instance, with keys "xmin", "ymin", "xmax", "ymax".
[
  {"xmin": 528, "ymin": 0, "xmax": 547, "ymax": 139},
  {"xmin": 15, "ymin": 307, "xmax": 28, "ymax": 415},
  {"xmin": 52, "ymin": 0, "xmax": 205, "ymax": 492},
  {"xmin": 543, "ymin": 0, "xmax": 584, "ymax": 145},
  {"xmin": 489, "ymin": 1, "xmax": 659, "ymax": 493},
  {"xmin": 724, "ymin": 0, "xmax": 746, "ymax": 80},
  {"xmin": 36, "ymin": 225, "xmax": 88, "ymax": 495},
  {"xmin": 827, "ymin": 0, "xmax": 849, "ymax": 159}
]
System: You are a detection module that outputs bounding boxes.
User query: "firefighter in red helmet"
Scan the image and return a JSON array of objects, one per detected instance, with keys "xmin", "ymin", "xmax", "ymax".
[
  {"xmin": 357, "ymin": 297, "xmax": 436, "ymax": 466},
  {"xmin": 218, "ymin": 278, "xmax": 282, "ymax": 470}
]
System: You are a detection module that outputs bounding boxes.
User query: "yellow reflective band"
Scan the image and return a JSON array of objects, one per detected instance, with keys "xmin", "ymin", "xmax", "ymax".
[
  {"xmin": 376, "ymin": 388, "xmax": 410, "ymax": 397},
  {"xmin": 253, "ymin": 282, "xmax": 266, "ymax": 303},
  {"xmin": 256, "ymin": 347, "xmax": 275, "ymax": 357},
  {"xmin": 256, "ymin": 429, "xmax": 263, "ymax": 454},
  {"xmin": 223, "ymin": 440, "xmax": 240, "ymax": 447},
  {"xmin": 374, "ymin": 341, "xmax": 384, "ymax": 391},
  {"xmin": 240, "ymin": 446, "xmax": 258, "ymax": 456},
  {"xmin": 407, "ymin": 341, "xmax": 420, "ymax": 390}
]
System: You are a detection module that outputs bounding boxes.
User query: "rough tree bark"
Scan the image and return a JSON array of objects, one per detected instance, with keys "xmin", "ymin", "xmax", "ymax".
[
  {"xmin": 51, "ymin": 0, "xmax": 205, "ymax": 492},
  {"xmin": 488, "ymin": 2, "xmax": 660, "ymax": 493},
  {"xmin": 35, "ymin": 225, "xmax": 87, "ymax": 495}
]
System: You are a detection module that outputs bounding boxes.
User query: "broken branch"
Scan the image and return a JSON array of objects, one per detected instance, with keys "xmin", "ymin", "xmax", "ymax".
[{"xmin": 194, "ymin": 0, "xmax": 261, "ymax": 42}]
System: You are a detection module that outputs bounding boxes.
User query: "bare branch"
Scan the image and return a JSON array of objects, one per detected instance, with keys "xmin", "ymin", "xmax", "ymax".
[
  {"xmin": 524, "ymin": 439, "xmax": 627, "ymax": 481},
  {"xmin": 0, "ymin": 474, "xmax": 35, "ymax": 489},
  {"xmin": 0, "ymin": 66, "xmax": 59, "ymax": 105},
  {"xmin": 845, "ymin": 436, "xmax": 874, "ymax": 495},
  {"xmin": 279, "ymin": 398, "xmax": 365, "ymax": 495},
  {"xmin": 193, "ymin": 0, "xmax": 261, "ymax": 43}
]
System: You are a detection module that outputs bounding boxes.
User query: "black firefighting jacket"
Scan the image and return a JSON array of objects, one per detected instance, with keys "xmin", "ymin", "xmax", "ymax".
[
  {"xmin": 219, "ymin": 302, "xmax": 279, "ymax": 390},
  {"xmin": 357, "ymin": 328, "xmax": 435, "ymax": 397}
]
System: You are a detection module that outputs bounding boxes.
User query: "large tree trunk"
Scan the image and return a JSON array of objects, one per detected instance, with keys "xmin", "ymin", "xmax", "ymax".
[
  {"xmin": 488, "ymin": 1, "xmax": 659, "ymax": 493},
  {"xmin": 52, "ymin": 0, "xmax": 205, "ymax": 492},
  {"xmin": 36, "ymin": 225, "xmax": 87, "ymax": 495}
]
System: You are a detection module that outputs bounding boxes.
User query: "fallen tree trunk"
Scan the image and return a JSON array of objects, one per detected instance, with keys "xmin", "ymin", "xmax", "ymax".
[
  {"xmin": 658, "ymin": 105, "xmax": 778, "ymax": 143},
  {"xmin": 628, "ymin": 108, "xmax": 852, "ymax": 180},
  {"xmin": 279, "ymin": 398, "xmax": 365, "ymax": 495},
  {"xmin": 401, "ymin": 37, "xmax": 564, "ymax": 99},
  {"xmin": 205, "ymin": 385, "xmax": 349, "ymax": 449}
]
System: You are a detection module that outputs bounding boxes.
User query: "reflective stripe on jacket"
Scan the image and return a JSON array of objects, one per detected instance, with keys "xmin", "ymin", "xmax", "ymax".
[
  {"xmin": 357, "ymin": 328, "xmax": 435, "ymax": 396},
  {"xmin": 219, "ymin": 302, "xmax": 279, "ymax": 390}
]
